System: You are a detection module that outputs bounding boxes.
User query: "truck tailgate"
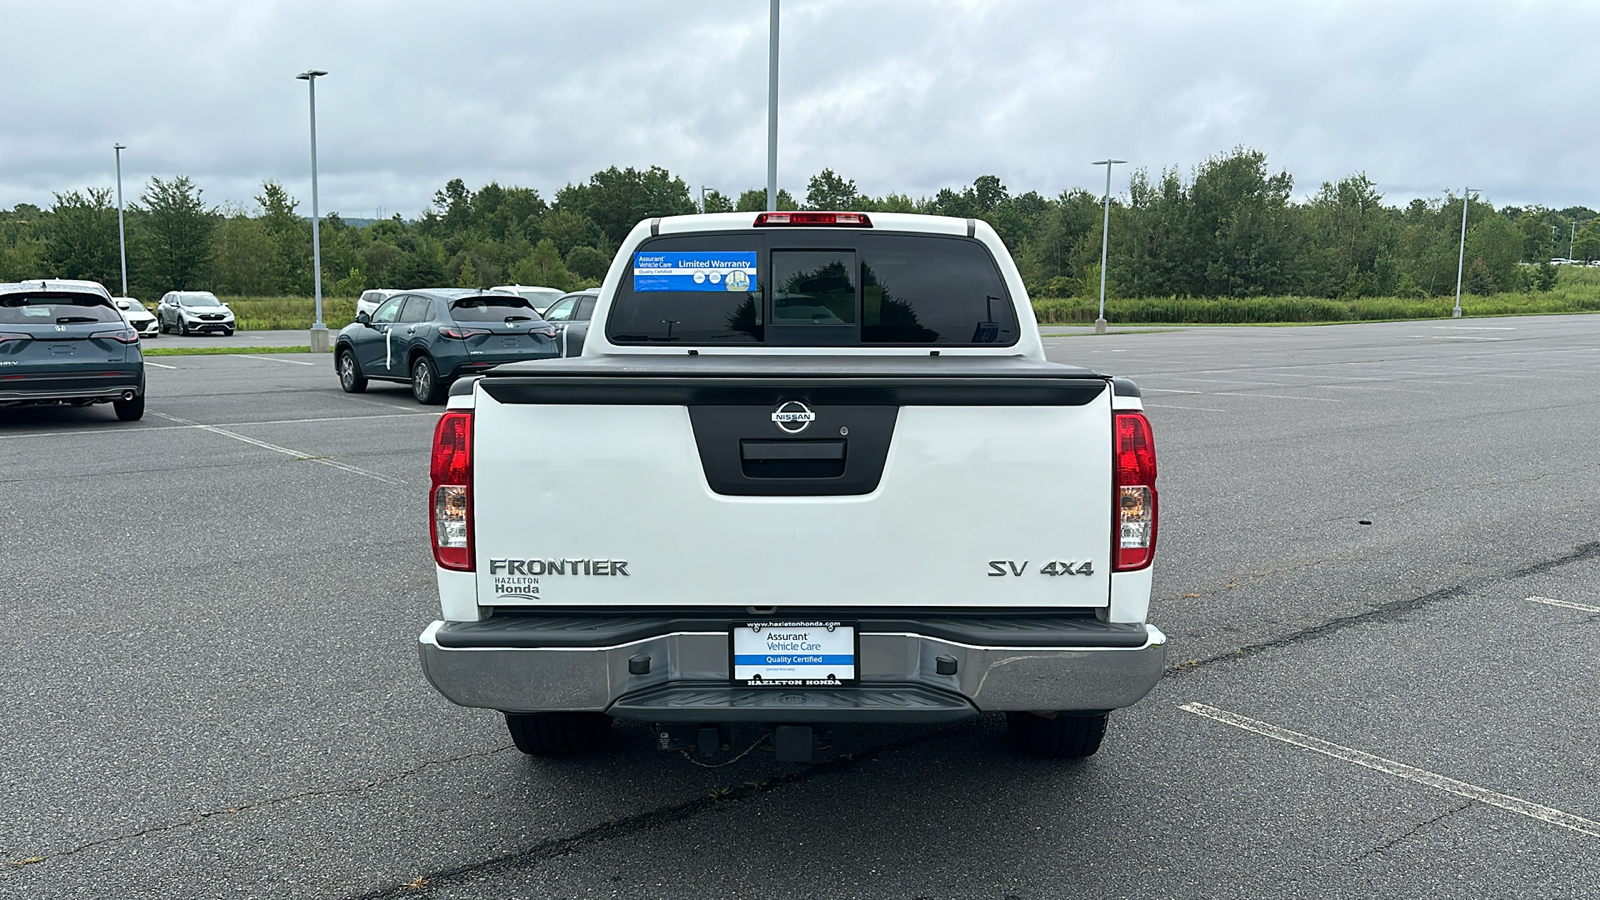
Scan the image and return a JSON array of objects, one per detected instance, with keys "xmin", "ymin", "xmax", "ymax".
[{"xmin": 470, "ymin": 359, "xmax": 1114, "ymax": 609}]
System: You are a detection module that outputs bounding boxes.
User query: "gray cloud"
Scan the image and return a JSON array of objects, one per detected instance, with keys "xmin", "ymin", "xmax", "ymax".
[{"xmin": 3, "ymin": 0, "xmax": 1596, "ymax": 218}]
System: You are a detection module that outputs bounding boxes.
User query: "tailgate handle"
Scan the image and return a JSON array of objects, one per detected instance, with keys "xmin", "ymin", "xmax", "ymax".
[{"xmin": 740, "ymin": 440, "xmax": 845, "ymax": 461}]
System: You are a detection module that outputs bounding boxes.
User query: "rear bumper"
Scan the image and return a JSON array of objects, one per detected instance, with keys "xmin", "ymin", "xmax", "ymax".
[
  {"xmin": 446, "ymin": 352, "xmax": 559, "ymax": 381},
  {"xmin": 418, "ymin": 614, "xmax": 1167, "ymax": 723},
  {"xmin": 0, "ymin": 373, "xmax": 142, "ymax": 406}
]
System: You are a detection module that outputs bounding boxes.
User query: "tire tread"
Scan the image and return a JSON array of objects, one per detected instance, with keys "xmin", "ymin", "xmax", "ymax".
[
  {"xmin": 1006, "ymin": 711, "xmax": 1108, "ymax": 758},
  {"xmin": 505, "ymin": 712, "xmax": 612, "ymax": 756}
]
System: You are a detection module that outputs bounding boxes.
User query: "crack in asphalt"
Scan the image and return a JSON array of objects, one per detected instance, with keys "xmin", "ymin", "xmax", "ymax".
[
  {"xmin": 1164, "ymin": 541, "xmax": 1600, "ymax": 676},
  {"xmin": 1353, "ymin": 800, "xmax": 1474, "ymax": 862},
  {"xmin": 342, "ymin": 723, "xmax": 980, "ymax": 899},
  {"xmin": 5, "ymin": 745, "xmax": 514, "ymax": 867}
]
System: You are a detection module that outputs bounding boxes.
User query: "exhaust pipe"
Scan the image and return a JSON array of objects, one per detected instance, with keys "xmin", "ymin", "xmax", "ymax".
[{"xmin": 122, "ymin": 391, "xmax": 136, "ymax": 401}]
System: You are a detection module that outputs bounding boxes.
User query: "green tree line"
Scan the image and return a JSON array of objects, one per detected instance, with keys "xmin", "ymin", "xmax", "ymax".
[{"xmin": 3, "ymin": 147, "xmax": 1598, "ymax": 302}]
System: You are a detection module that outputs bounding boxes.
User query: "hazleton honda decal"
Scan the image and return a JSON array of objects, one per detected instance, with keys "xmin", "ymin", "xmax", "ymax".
[{"xmin": 487, "ymin": 558, "xmax": 630, "ymax": 601}]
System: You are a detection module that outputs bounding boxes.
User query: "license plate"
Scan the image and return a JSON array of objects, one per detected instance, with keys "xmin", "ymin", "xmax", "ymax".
[{"xmin": 732, "ymin": 621, "xmax": 856, "ymax": 686}]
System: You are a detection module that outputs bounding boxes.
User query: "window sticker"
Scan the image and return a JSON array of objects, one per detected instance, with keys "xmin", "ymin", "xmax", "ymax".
[{"xmin": 633, "ymin": 252, "xmax": 757, "ymax": 292}]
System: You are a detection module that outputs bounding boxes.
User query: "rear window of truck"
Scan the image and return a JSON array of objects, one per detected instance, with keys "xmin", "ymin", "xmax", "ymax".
[{"xmin": 606, "ymin": 231, "xmax": 1020, "ymax": 346}]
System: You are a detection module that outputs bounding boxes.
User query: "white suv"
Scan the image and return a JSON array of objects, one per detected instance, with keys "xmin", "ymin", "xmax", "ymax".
[
  {"xmin": 357, "ymin": 289, "xmax": 404, "ymax": 319},
  {"xmin": 157, "ymin": 291, "xmax": 235, "ymax": 336},
  {"xmin": 490, "ymin": 285, "xmax": 564, "ymax": 315}
]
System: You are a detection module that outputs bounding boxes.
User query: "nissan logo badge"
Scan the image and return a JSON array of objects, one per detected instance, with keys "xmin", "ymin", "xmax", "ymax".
[{"xmin": 771, "ymin": 400, "xmax": 816, "ymax": 434}]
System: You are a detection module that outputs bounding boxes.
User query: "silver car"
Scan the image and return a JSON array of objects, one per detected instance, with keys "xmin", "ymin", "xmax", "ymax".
[{"xmin": 157, "ymin": 291, "xmax": 235, "ymax": 336}]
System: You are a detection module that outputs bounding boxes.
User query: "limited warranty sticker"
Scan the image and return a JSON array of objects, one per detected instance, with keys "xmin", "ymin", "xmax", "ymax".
[{"xmin": 633, "ymin": 252, "xmax": 757, "ymax": 292}]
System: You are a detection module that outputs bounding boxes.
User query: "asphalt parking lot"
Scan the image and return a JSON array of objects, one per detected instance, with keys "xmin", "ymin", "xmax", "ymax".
[{"xmin": 2, "ymin": 316, "xmax": 1598, "ymax": 898}]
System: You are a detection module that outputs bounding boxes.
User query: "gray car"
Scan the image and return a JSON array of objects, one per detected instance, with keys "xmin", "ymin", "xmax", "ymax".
[{"xmin": 0, "ymin": 280, "xmax": 145, "ymax": 420}]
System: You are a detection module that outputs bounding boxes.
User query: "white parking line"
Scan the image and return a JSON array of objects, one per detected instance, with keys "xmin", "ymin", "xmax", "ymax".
[
  {"xmin": 150, "ymin": 412, "xmax": 405, "ymax": 484},
  {"xmin": 239, "ymin": 354, "xmax": 316, "ymax": 366},
  {"xmin": 1527, "ymin": 596, "xmax": 1600, "ymax": 613},
  {"xmin": 1180, "ymin": 703, "xmax": 1600, "ymax": 840},
  {"xmin": 145, "ymin": 361, "xmax": 178, "ymax": 369},
  {"xmin": 0, "ymin": 411, "xmax": 432, "ymax": 442},
  {"xmin": 1146, "ymin": 403, "xmax": 1228, "ymax": 412},
  {"xmin": 1147, "ymin": 388, "xmax": 1341, "ymax": 403}
]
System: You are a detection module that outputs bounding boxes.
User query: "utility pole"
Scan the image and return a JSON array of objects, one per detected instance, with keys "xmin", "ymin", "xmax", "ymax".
[
  {"xmin": 1092, "ymin": 159, "xmax": 1126, "ymax": 334},
  {"xmin": 297, "ymin": 69, "xmax": 329, "ymax": 351},
  {"xmin": 766, "ymin": 0, "xmax": 779, "ymax": 211},
  {"xmin": 1453, "ymin": 187, "xmax": 1478, "ymax": 318},
  {"xmin": 113, "ymin": 143, "xmax": 128, "ymax": 298}
]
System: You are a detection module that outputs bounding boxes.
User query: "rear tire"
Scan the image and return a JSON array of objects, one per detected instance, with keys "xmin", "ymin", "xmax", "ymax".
[
  {"xmin": 505, "ymin": 712, "xmax": 613, "ymax": 756},
  {"xmin": 337, "ymin": 347, "xmax": 368, "ymax": 393},
  {"xmin": 113, "ymin": 394, "xmax": 145, "ymax": 422},
  {"xmin": 411, "ymin": 355, "xmax": 445, "ymax": 404},
  {"xmin": 1007, "ymin": 711, "xmax": 1108, "ymax": 759}
]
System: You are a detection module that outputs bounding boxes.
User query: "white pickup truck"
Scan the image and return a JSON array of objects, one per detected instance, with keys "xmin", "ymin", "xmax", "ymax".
[{"xmin": 418, "ymin": 211, "xmax": 1164, "ymax": 762}]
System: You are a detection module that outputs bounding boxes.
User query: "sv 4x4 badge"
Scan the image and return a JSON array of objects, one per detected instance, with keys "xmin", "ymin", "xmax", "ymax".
[{"xmin": 987, "ymin": 560, "xmax": 1094, "ymax": 576}]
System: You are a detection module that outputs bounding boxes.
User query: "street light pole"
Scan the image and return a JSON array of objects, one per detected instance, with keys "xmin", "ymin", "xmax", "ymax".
[
  {"xmin": 297, "ymin": 69, "xmax": 329, "ymax": 352},
  {"xmin": 1092, "ymin": 159, "xmax": 1126, "ymax": 334},
  {"xmin": 1571, "ymin": 221, "xmax": 1578, "ymax": 262},
  {"xmin": 1452, "ymin": 187, "xmax": 1478, "ymax": 318},
  {"xmin": 767, "ymin": 0, "xmax": 779, "ymax": 211},
  {"xmin": 113, "ymin": 143, "xmax": 128, "ymax": 298}
]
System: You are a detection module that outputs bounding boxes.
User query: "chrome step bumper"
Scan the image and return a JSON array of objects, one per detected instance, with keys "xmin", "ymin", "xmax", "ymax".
[{"xmin": 418, "ymin": 616, "xmax": 1167, "ymax": 722}]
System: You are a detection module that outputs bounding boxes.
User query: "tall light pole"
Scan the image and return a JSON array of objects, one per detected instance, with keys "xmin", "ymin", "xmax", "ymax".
[
  {"xmin": 1452, "ymin": 187, "xmax": 1478, "ymax": 318},
  {"xmin": 297, "ymin": 69, "xmax": 329, "ymax": 352},
  {"xmin": 1092, "ymin": 159, "xmax": 1126, "ymax": 334},
  {"xmin": 113, "ymin": 143, "xmax": 128, "ymax": 298},
  {"xmin": 767, "ymin": 0, "xmax": 779, "ymax": 211},
  {"xmin": 1571, "ymin": 220, "xmax": 1578, "ymax": 262}
]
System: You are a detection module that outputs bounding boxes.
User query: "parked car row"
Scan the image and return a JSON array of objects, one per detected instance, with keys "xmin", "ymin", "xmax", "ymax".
[
  {"xmin": 0, "ymin": 279, "xmax": 145, "ymax": 420},
  {"xmin": 334, "ymin": 287, "xmax": 597, "ymax": 404},
  {"xmin": 1, "ymin": 274, "xmax": 597, "ymax": 417}
]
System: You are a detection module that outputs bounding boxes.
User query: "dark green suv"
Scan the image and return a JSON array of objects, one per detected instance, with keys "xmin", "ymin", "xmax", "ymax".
[
  {"xmin": 0, "ymin": 281, "xmax": 145, "ymax": 420},
  {"xmin": 334, "ymin": 289, "xmax": 559, "ymax": 404}
]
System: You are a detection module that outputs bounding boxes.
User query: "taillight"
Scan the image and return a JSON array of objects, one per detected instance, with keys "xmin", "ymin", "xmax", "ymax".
[
  {"xmin": 438, "ymin": 327, "xmax": 490, "ymax": 340},
  {"xmin": 0, "ymin": 332, "xmax": 29, "ymax": 344},
  {"xmin": 754, "ymin": 211, "xmax": 873, "ymax": 227},
  {"xmin": 91, "ymin": 329, "xmax": 140, "ymax": 344},
  {"xmin": 1113, "ymin": 411, "xmax": 1157, "ymax": 571},
  {"xmin": 430, "ymin": 410, "xmax": 474, "ymax": 571}
]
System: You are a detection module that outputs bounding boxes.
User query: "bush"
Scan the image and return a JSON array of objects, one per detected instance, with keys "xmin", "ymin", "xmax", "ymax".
[{"xmin": 221, "ymin": 296, "xmax": 358, "ymax": 330}]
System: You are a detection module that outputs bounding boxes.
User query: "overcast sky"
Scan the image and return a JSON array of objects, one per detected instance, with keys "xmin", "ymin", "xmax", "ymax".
[{"xmin": 4, "ymin": 0, "xmax": 1597, "ymax": 219}]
